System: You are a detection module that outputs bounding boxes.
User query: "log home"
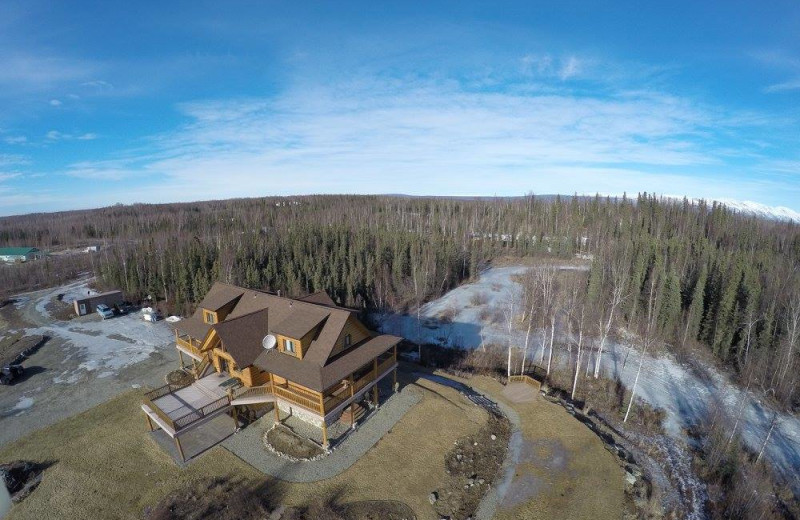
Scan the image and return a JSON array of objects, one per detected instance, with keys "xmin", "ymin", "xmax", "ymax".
[{"xmin": 141, "ymin": 283, "xmax": 401, "ymax": 460}]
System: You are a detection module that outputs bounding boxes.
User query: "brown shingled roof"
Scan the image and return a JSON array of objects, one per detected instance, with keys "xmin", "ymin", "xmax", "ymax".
[
  {"xmin": 172, "ymin": 315, "xmax": 211, "ymax": 342},
  {"xmin": 182, "ymin": 282, "xmax": 402, "ymax": 393},
  {"xmin": 270, "ymin": 306, "xmax": 329, "ymax": 341},
  {"xmin": 199, "ymin": 283, "xmax": 245, "ymax": 311},
  {"xmin": 252, "ymin": 334, "xmax": 401, "ymax": 392},
  {"xmin": 297, "ymin": 291, "xmax": 337, "ymax": 307},
  {"xmin": 214, "ymin": 308, "xmax": 270, "ymax": 368}
]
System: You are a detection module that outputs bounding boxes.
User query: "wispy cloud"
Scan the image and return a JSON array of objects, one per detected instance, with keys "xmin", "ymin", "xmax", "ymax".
[
  {"xmin": 0, "ymin": 53, "xmax": 95, "ymax": 91},
  {"xmin": 4, "ymin": 135, "xmax": 27, "ymax": 145},
  {"xmin": 62, "ymin": 72, "xmax": 796, "ymax": 208},
  {"xmin": 764, "ymin": 78, "xmax": 800, "ymax": 93},
  {"xmin": 559, "ymin": 56, "xmax": 581, "ymax": 80},
  {"xmin": 49, "ymin": 98, "xmax": 62, "ymax": 106},
  {"xmin": 46, "ymin": 130, "xmax": 98, "ymax": 141}
]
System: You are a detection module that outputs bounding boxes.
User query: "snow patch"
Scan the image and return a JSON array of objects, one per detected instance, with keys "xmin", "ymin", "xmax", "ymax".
[
  {"xmin": 9, "ymin": 396, "xmax": 34, "ymax": 415},
  {"xmin": 377, "ymin": 264, "xmax": 800, "ymax": 493}
]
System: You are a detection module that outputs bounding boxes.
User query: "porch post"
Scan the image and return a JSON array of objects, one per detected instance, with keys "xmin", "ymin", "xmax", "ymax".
[
  {"xmin": 274, "ymin": 403, "xmax": 280, "ymax": 423},
  {"xmin": 372, "ymin": 358, "xmax": 379, "ymax": 405},
  {"xmin": 393, "ymin": 367, "xmax": 397, "ymax": 390},
  {"xmin": 145, "ymin": 414, "xmax": 154, "ymax": 431},
  {"xmin": 231, "ymin": 406, "xmax": 238, "ymax": 429},
  {"xmin": 322, "ymin": 421, "xmax": 328, "ymax": 449},
  {"xmin": 350, "ymin": 402, "xmax": 355, "ymax": 428},
  {"xmin": 175, "ymin": 436, "xmax": 186, "ymax": 462},
  {"xmin": 178, "ymin": 349, "xmax": 184, "ymax": 369}
]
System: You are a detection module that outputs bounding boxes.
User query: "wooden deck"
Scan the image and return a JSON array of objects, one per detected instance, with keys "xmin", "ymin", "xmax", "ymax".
[{"xmin": 142, "ymin": 373, "xmax": 233, "ymax": 436}]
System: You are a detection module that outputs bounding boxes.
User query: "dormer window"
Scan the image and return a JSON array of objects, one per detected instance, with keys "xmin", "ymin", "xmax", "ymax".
[
  {"xmin": 284, "ymin": 339, "xmax": 296, "ymax": 354},
  {"xmin": 204, "ymin": 310, "xmax": 217, "ymax": 324},
  {"xmin": 344, "ymin": 334, "xmax": 351, "ymax": 348}
]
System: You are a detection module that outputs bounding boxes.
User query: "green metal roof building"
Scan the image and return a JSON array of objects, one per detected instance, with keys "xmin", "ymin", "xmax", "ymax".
[{"xmin": 0, "ymin": 247, "xmax": 43, "ymax": 262}]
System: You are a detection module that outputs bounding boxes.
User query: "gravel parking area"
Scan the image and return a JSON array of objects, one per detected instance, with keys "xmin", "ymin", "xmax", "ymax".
[
  {"xmin": 222, "ymin": 384, "xmax": 423, "ymax": 482},
  {"xmin": 0, "ymin": 280, "xmax": 178, "ymax": 447}
]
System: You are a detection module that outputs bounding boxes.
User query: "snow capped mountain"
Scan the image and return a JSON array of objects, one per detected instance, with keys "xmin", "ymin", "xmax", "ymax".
[
  {"xmin": 655, "ymin": 195, "xmax": 800, "ymax": 223},
  {"xmin": 713, "ymin": 199, "xmax": 800, "ymax": 223}
]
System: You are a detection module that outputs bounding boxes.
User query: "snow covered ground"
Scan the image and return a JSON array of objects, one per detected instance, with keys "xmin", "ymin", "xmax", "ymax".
[
  {"xmin": 378, "ymin": 265, "xmax": 800, "ymax": 492},
  {"xmin": 23, "ymin": 280, "xmax": 174, "ymax": 383},
  {"xmin": 0, "ymin": 278, "xmax": 177, "ymax": 441}
]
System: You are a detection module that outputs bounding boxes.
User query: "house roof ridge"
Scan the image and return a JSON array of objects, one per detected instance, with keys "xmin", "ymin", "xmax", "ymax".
[{"xmin": 214, "ymin": 306, "xmax": 268, "ymax": 326}]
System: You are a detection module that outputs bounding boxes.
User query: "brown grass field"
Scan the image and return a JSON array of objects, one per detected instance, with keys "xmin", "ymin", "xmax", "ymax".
[{"xmin": 0, "ymin": 372, "xmax": 623, "ymax": 520}]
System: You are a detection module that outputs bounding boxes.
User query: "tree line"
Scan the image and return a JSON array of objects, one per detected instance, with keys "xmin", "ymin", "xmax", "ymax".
[{"xmin": 1, "ymin": 193, "xmax": 798, "ymax": 405}]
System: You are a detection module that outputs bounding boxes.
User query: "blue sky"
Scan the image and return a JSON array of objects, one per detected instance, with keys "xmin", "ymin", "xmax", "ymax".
[{"xmin": 1, "ymin": 1, "xmax": 799, "ymax": 216}]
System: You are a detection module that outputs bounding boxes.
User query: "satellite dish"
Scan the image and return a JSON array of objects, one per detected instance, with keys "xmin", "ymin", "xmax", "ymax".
[{"xmin": 262, "ymin": 335, "xmax": 277, "ymax": 350}]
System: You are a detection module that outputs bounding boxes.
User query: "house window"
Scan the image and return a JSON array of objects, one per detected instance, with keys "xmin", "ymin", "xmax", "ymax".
[
  {"xmin": 344, "ymin": 334, "xmax": 351, "ymax": 348},
  {"xmin": 205, "ymin": 311, "xmax": 216, "ymax": 324},
  {"xmin": 284, "ymin": 339, "xmax": 296, "ymax": 354}
]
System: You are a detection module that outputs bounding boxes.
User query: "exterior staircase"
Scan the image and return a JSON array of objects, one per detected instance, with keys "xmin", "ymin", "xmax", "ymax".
[
  {"xmin": 340, "ymin": 402, "xmax": 366, "ymax": 425},
  {"xmin": 193, "ymin": 358, "xmax": 212, "ymax": 380},
  {"xmin": 229, "ymin": 384, "xmax": 275, "ymax": 406}
]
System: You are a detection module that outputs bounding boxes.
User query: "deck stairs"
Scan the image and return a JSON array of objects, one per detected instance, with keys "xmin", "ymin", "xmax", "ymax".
[
  {"xmin": 193, "ymin": 358, "xmax": 212, "ymax": 380},
  {"xmin": 339, "ymin": 402, "xmax": 366, "ymax": 424},
  {"xmin": 229, "ymin": 384, "xmax": 275, "ymax": 406}
]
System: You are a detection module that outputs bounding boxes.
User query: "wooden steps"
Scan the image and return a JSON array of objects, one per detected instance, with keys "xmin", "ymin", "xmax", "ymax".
[{"xmin": 340, "ymin": 403, "xmax": 366, "ymax": 424}]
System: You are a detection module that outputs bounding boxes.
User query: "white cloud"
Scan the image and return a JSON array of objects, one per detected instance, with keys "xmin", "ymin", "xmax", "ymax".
[
  {"xmin": 764, "ymin": 78, "xmax": 800, "ymax": 93},
  {"xmin": 46, "ymin": 131, "xmax": 98, "ymax": 141},
  {"xmin": 61, "ymin": 74, "xmax": 796, "ymax": 208},
  {"xmin": 49, "ymin": 98, "xmax": 62, "ymax": 106},
  {"xmin": 0, "ymin": 53, "xmax": 94, "ymax": 90},
  {"xmin": 4, "ymin": 135, "xmax": 27, "ymax": 145},
  {"xmin": 0, "ymin": 154, "xmax": 29, "ymax": 167},
  {"xmin": 559, "ymin": 56, "xmax": 581, "ymax": 80}
]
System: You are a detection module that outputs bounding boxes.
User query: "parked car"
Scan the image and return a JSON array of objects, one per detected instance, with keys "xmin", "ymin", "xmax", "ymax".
[
  {"xmin": 0, "ymin": 364, "xmax": 24, "ymax": 385},
  {"xmin": 96, "ymin": 304, "xmax": 114, "ymax": 320}
]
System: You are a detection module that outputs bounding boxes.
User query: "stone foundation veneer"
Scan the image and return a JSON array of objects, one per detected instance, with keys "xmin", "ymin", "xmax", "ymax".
[{"xmin": 277, "ymin": 401, "xmax": 326, "ymax": 427}]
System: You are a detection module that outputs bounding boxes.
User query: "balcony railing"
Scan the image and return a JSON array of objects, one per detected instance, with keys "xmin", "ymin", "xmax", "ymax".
[
  {"xmin": 143, "ymin": 382, "xmax": 191, "ymax": 401},
  {"xmin": 231, "ymin": 383, "xmax": 273, "ymax": 401},
  {"xmin": 176, "ymin": 336, "xmax": 204, "ymax": 357},
  {"xmin": 322, "ymin": 357, "xmax": 396, "ymax": 414},
  {"xmin": 273, "ymin": 385, "xmax": 323, "ymax": 414},
  {"xmin": 172, "ymin": 395, "xmax": 231, "ymax": 430}
]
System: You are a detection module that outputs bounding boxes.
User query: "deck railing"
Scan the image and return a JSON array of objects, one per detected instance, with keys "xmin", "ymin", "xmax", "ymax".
[
  {"xmin": 273, "ymin": 385, "xmax": 323, "ymax": 414},
  {"xmin": 143, "ymin": 382, "xmax": 191, "ymax": 401},
  {"xmin": 177, "ymin": 336, "xmax": 204, "ymax": 357},
  {"xmin": 507, "ymin": 374, "xmax": 542, "ymax": 391},
  {"xmin": 172, "ymin": 395, "xmax": 231, "ymax": 430},
  {"xmin": 376, "ymin": 357, "xmax": 395, "ymax": 378},
  {"xmin": 231, "ymin": 383, "xmax": 273, "ymax": 401},
  {"xmin": 323, "ymin": 358, "xmax": 396, "ymax": 414}
]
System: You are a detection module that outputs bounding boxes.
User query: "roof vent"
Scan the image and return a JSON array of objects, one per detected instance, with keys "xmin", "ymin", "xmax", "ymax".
[{"xmin": 262, "ymin": 334, "xmax": 277, "ymax": 350}]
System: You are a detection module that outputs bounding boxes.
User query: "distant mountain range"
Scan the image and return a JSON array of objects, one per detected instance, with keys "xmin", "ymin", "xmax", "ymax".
[
  {"xmin": 385, "ymin": 193, "xmax": 800, "ymax": 223},
  {"xmin": 662, "ymin": 196, "xmax": 800, "ymax": 223}
]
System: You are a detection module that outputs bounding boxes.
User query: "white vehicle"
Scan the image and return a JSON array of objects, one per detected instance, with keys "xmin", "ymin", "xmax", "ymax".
[{"xmin": 96, "ymin": 304, "xmax": 114, "ymax": 320}]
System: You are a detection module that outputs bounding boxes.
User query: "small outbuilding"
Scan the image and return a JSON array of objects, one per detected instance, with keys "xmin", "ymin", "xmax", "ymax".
[
  {"xmin": 73, "ymin": 290, "xmax": 124, "ymax": 316},
  {"xmin": 0, "ymin": 247, "xmax": 43, "ymax": 263}
]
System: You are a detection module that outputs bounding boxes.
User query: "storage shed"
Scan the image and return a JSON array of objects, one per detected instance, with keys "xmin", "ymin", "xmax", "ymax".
[{"xmin": 73, "ymin": 290, "xmax": 124, "ymax": 316}]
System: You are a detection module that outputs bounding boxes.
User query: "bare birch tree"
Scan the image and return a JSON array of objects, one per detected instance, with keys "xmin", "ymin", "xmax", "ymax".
[
  {"xmin": 594, "ymin": 247, "xmax": 629, "ymax": 379},
  {"xmin": 624, "ymin": 255, "xmax": 662, "ymax": 423}
]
